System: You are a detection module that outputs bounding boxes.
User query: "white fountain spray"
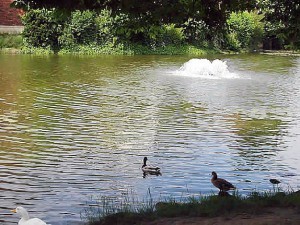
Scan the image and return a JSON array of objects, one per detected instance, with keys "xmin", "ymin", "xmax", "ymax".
[{"xmin": 176, "ymin": 58, "xmax": 238, "ymax": 79}]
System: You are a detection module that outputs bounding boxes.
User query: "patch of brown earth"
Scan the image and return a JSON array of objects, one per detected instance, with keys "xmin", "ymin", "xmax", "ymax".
[{"xmin": 142, "ymin": 207, "xmax": 300, "ymax": 225}]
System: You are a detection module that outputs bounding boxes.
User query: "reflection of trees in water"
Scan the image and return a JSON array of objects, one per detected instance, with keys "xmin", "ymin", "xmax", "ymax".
[
  {"xmin": 230, "ymin": 113, "xmax": 283, "ymax": 146},
  {"xmin": 226, "ymin": 113, "xmax": 288, "ymax": 187},
  {"xmin": 227, "ymin": 113, "xmax": 285, "ymax": 161}
]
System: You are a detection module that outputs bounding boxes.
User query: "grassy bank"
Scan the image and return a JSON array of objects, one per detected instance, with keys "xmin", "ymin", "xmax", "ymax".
[
  {"xmin": 0, "ymin": 34, "xmax": 23, "ymax": 50},
  {"xmin": 1, "ymin": 35, "xmax": 219, "ymax": 55},
  {"xmin": 0, "ymin": 34, "xmax": 23, "ymax": 54},
  {"xmin": 83, "ymin": 190, "xmax": 300, "ymax": 225},
  {"xmin": 55, "ymin": 44, "xmax": 219, "ymax": 55}
]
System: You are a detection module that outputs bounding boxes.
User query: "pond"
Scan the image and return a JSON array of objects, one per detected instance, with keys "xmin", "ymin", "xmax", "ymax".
[{"xmin": 0, "ymin": 53, "xmax": 300, "ymax": 225}]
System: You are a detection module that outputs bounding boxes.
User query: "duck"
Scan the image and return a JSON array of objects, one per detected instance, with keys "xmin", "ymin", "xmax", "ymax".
[
  {"xmin": 211, "ymin": 171, "xmax": 236, "ymax": 192},
  {"xmin": 142, "ymin": 157, "xmax": 161, "ymax": 174},
  {"xmin": 269, "ymin": 179, "xmax": 280, "ymax": 184},
  {"xmin": 11, "ymin": 206, "xmax": 48, "ymax": 225},
  {"xmin": 270, "ymin": 178, "xmax": 281, "ymax": 192}
]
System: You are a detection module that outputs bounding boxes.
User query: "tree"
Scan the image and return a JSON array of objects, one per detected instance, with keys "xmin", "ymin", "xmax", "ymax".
[
  {"xmin": 12, "ymin": 0, "xmax": 256, "ymax": 29},
  {"xmin": 257, "ymin": 0, "xmax": 300, "ymax": 49}
]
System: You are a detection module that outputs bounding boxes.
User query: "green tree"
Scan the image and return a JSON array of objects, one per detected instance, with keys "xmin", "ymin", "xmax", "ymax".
[
  {"xmin": 226, "ymin": 11, "xmax": 264, "ymax": 50},
  {"xmin": 257, "ymin": 0, "xmax": 300, "ymax": 49},
  {"xmin": 12, "ymin": 0, "xmax": 256, "ymax": 29}
]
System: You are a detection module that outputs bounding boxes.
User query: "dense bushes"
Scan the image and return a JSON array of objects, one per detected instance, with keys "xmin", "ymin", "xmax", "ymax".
[
  {"xmin": 19, "ymin": 8, "xmax": 267, "ymax": 54},
  {"xmin": 95, "ymin": 9, "xmax": 118, "ymax": 45},
  {"xmin": 21, "ymin": 8, "xmax": 65, "ymax": 50},
  {"xmin": 70, "ymin": 10, "xmax": 97, "ymax": 44},
  {"xmin": 59, "ymin": 10, "xmax": 97, "ymax": 50},
  {"xmin": 183, "ymin": 18, "xmax": 209, "ymax": 47},
  {"xmin": 0, "ymin": 34, "xmax": 23, "ymax": 49},
  {"xmin": 226, "ymin": 11, "xmax": 264, "ymax": 51},
  {"xmin": 142, "ymin": 24, "xmax": 184, "ymax": 49}
]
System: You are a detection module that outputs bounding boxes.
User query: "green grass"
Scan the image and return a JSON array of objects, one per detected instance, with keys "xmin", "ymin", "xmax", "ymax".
[
  {"xmin": 0, "ymin": 34, "xmax": 23, "ymax": 49},
  {"xmin": 82, "ymin": 190, "xmax": 300, "ymax": 225}
]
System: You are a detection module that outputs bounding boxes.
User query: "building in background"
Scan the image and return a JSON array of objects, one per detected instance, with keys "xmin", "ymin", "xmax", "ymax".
[{"xmin": 0, "ymin": 0, "xmax": 23, "ymax": 33}]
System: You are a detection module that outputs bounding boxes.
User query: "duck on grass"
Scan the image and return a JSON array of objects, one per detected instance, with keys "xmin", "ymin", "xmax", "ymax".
[{"xmin": 211, "ymin": 171, "xmax": 236, "ymax": 196}]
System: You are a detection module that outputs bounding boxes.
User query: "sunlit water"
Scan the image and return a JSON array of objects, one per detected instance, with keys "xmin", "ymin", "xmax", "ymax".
[{"xmin": 0, "ymin": 54, "xmax": 300, "ymax": 224}]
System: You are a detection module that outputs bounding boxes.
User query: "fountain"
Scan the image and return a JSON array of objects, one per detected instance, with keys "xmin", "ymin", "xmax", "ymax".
[{"xmin": 176, "ymin": 58, "xmax": 238, "ymax": 79}]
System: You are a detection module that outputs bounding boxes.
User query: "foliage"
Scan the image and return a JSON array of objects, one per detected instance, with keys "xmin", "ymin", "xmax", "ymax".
[
  {"xmin": 182, "ymin": 18, "xmax": 209, "ymax": 46},
  {"xmin": 58, "ymin": 42, "xmax": 130, "ymax": 55},
  {"xmin": 21, "ymin": 8, "xmax": 64, "ymax": 50},
  {"xmin": 144, "ymin": 24, "xmax": 185, "ymax": 49},
  {"xmin": 13, "ymin": 6, "xmax": 216, "ymax": 56},
  {"xmin": 84, "ymin": 190, "xmax": 300, "ymax": 225},
  {"xmin": 60, "ymin": 8, "xmax": 185, "ymax": 51},
  {"xmin": 257, "ymin": 0, "xmax": 300, "ymax": 49},
  {"xmin": 0, "ymin": 34, "xmax": 23, "ymax": 49},
  {"xmin": 226, "ymin": 11, "xmax": 264, "ymax": 51},
  {"xmin": 21, "ymin": 45, "xmax": 54, "ymax": 54},
  {"xmin": 225, "ymin": 32, "xmax": 241, "ymax": 51},
  {"xmin": 69, "ymin": 10, "xmax": 97, "ymax": 44},
  {"xmin": 94, "ymin": 9, "xmax": 116, "ymax": 45},
  {"xmin": 83, "ymin": 189, "xmax": 155, "ymax": 225},
  {"xmin": 12, "ymin": 0, "xmax": 256, "ymax": 32},
  {"xmin": 104, "ymin": 12, "xmax": 130, "ymax": 42},
  {"xmin": 58, "ymin": 25, "xmax": 77, "ymax": 50},
  {"xmin": 125, "ymin": 43, "xmax": 212, "ymax": 56}
]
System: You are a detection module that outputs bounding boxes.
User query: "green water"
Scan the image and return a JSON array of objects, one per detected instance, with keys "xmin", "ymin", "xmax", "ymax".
[{"xmin": 0, "ymin": 54, "xmax": 299, "ymax": 225}]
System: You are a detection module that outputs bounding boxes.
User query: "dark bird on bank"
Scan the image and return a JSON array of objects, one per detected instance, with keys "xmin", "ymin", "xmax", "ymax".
[
  {"xmin": 270, "ymin": 179, "xmax": 281, "ymax": 184},
  {"xmin": 142, "ymin": 157, "xmax": 161, "ymax": 174},
  {"xmin": 211, "ymin": 171, "xmax": 236, "ymax": 192}
]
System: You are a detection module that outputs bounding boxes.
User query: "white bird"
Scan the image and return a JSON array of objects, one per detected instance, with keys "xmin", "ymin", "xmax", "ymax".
[
  {"xmin": 11, "ymin": 206, "xmax": 48, "ymax": 225},
  {"xmin": 142, "ymin": 157, "xmax": 161, "ymax": 174}
]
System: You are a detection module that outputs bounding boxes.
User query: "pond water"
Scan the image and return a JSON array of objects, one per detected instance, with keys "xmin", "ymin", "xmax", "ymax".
[{"xmin": 0, "ymin": 53, "xmax": 300, "ymax": 225}]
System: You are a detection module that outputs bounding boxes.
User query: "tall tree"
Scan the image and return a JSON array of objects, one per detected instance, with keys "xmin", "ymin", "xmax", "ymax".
[
  {"xmin": 12, "ymin": 0, "xmax": 256, "ymax": 28},
  {"xmin": 257, "ymin": 0, "xmax": 300, "ymax": 48}
]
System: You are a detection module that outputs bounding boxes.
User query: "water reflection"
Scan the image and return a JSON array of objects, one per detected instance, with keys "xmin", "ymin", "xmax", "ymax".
[
  {"xmin": 228, "ymin": 113, "xmax": 283, "ymax": 148},
  {"xmin": 0, "ymin": 54, "xmax": 300, "ymax": 224},
  {"xmin": 143, "ymin": 171, "xmax": 162, "ymax": 178}
]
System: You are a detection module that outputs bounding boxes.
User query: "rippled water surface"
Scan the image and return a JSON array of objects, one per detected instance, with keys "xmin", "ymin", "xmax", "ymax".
[{"xmin": 1, "ymin": 54, "xmax": 300, "ymax": 224}]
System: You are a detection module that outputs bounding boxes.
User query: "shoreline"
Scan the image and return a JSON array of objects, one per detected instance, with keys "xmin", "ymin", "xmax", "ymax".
[
  {"xmin": 140, "ymin": 207, "xmax": 300, "ymax": 225},
  {"xmin": 86, "ymin": 191, "xmax": 300, "ymax": 225},
  {"xmin": 1, "ymin": 47, "xmax": 300, "ymax": 56}
]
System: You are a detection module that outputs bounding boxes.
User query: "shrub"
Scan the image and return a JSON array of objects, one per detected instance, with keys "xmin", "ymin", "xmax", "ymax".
[
  {"xmin": 21, "ymin": 8, "xmax": 64, "ymax": 50},
  {"xmin": 59, "ymin": 10, "xmax": 98, "ymax": 51},
  {"xmin": 144, "ymin": 24, "xmax": 185, "ymax": 49},
  {"xmin": 110, "ymin": 12, "xmax": 131, "ymax": 42},
  {"xmin": 58, "ymin": 25, "xmax": 77, "ymax": 51},
  {"xmin": 0, "ymin": 34, "xmax": 23, "ymax": 49},
  {"xmin": 161, "ymin": 24, "xmax": 185, "ymax": 46},
  {"xmin": 183, "ymin": 18, "xmax": 209, "ymax": 46},
  {"xmin": 95, "ymin": 9, "xmax": 115, "ymax": 45},
  {"xmin": 69, "ymin": 10, "xmax": 97, "ymax": 44},
  {"xmin": 225, "ymin": 32, "xmax": 241, "ymax": 51},
  {"xmin": 95, "ymin": 9, "xmax": 130, "ymax": 45},
  {"xmin": 226, "ymin": 11, "xmax": 264, "ymax": 50}
]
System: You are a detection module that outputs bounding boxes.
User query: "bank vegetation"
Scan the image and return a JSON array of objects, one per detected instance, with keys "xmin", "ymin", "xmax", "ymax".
[
  {"xmin": 82, "ymin": 190, "xmax": 300, "ymax": 225},
  {"xmin": 1, "ymin": 0, "xmax": 299, "ymax": 55}
]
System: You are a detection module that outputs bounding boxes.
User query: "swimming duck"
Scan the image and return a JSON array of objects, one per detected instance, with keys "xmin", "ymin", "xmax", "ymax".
[
  {"xmin": 142, "ymin": 157, "xmax": 160, "ymax": 173},
  {"xmin": 11, "ymin": 206, "xmax": 48, "ymax": 225},
  {"xmin": 211, "ymin": 171, "xmax": 236, "ymax": 192}
]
